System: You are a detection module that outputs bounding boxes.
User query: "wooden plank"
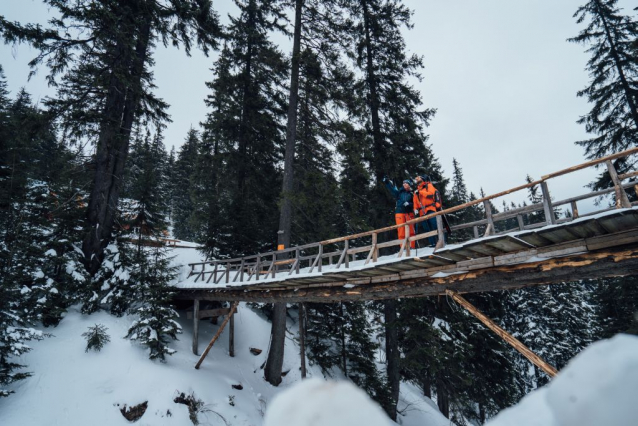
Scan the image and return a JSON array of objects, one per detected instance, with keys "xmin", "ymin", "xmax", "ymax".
[
  {"xmin": 434, "ymin": 249, "xmax": 470, "ymax": 262},
  {"xmin": 541, "ymin": 146, "xmax": 638, "ymax": 180},
  {"xmin": 536, "ymin": 240, "xmax": 587, "ymax": 258},
  {"xmin": 195, "ymin": 301, "xmax": 240, "ymax": 369},
  {"xmin": 457, "ymin": 256, "xmax": 494, "ymax": 270},
  {"xmin": 412, "ymin": 255, "xmax": 456, "ymax": 267},
  {"xmin": 596, "ymin": 210, "xmax": 638, "ymax": 234},
  {"xmin": 515, "ymin": 231, "xmax": 554, "ymax": 247},
  {"xmin": 535, "ymin": 227, "xmax": 580, "ymax": 244},
  {"xmin": 187, "ymin": 307, "xmax": 231, "ymax": 320},
  {"xmin": 605, "ymin": 160, "xmax": 632, "ymax": 208},
  {"xmin": 494, "ymin": 249, "xmax": 538, "ymax": 267},
  {"xmin": 461, "ymin": 240, "xmax": 507, "ymax": 256},
  {"xmin": 447, "ymin": 290, "xmax": 557, "ymax": 378},
  {"xmin": 561, "ymin": 219, "xmax": 605, "ymax": 239},
  {"xmin": 484, "ymin": 235, "xmax": 534, "ymax": 252},
  {"xmin": 585, "ymin": 229, "xmax": 638, "ymax": 251}
]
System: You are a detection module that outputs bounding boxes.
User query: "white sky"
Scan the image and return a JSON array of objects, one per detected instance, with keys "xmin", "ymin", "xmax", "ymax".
[{"xmin": 2, "ymin": 0, "xmax": 636, "ymax": 213}]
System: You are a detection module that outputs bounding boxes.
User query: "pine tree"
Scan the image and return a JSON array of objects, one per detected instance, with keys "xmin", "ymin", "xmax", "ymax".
[
  {"xmin": 0, "ymin": 0, "xmax": 222, "ymax": 274},
  {"xmin": 200, "ymin": 0, "xmax": 288, "ymax": 259},
  {"xmin": 172, "ymin": 129, "xmax": 201, "ymax": 242},
  {"xmin": 569, "ymin": 0, "xmax": 638, "ymax": 188}
]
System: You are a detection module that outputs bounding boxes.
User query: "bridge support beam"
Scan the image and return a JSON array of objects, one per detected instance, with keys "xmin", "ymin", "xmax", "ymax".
[
  {"xmin": 192, "ymin": 299, "xmax": 200, "ymax": 355},
  {"xmin": 446, "ymin": 290, "xmax": 558, "ymax": 378}
]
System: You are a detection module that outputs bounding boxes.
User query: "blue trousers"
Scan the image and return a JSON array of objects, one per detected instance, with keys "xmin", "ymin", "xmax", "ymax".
[{"xmin": 420, "ymin": 214, "xmax": 438, "ymax": 247}]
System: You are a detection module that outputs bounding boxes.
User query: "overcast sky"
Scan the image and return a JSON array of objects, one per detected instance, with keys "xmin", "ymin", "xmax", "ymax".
[{"xmin": 2, "ymin": 0, "xmax": 636, "ymax": 214}]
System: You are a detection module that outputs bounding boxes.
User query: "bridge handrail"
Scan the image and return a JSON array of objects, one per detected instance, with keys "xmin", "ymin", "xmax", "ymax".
[{"xmin": 186, "ymin": 146, "xmax": 638, "ymax": 283}]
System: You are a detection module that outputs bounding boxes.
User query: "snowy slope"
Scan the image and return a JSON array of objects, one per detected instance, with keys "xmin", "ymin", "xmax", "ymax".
[
  {"xmin": 0, "ymin": 304, "xmax": 449, "ymax": 425},
  {"xmin": 486, "ymin": 334, "xmax": 638, "ymax": 426}
]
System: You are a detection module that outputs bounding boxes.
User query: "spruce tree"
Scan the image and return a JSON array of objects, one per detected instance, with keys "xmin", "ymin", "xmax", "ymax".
[
  {"xmin": 0, "ymin": 0, "xmax": 222, "ymax": 274},
  {"xmin": 569, "ymin": 0, "xmax": 638, "ymax": 188}
]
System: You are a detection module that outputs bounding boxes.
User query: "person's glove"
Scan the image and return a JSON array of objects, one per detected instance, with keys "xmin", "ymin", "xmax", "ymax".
[
  {"xmin": 403, "ymin": 202, "xmax": 410, "ymax": 207},
  {"xmin": 414, "ymin": 209, "xmax": 419, "ymax": 216},
  {"xmin": 382, "ymin": 176, "xmax": 389, "ymax": 183}
]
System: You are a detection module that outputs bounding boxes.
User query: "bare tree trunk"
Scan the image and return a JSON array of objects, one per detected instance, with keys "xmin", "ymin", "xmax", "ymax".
[
  {"xmin": 383, "ymin": 299, "xmax": 400, "ymax": 421},
  {"xmin": 422, "ymin": 368, "xmax": 431, "ymax": 398},
  {"xmin": 82, "ymin": 18, "xmax": 151, "ymax": 275},
  {"xmin": 436, "ymin": 371, "xmax": 449, "ymax": 418},
  {"xmin": 264, "ymin": 302, "xmax": 287, "ymax": 386},
  {"xmin": 299, "ymin": 302, "xmax": 307, "ymax": 378},
  {"xmin": 265, "ymin": 0, "xmax": 304, "ymax": 387}
]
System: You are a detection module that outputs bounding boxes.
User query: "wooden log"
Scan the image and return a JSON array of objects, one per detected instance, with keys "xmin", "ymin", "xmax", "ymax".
[
  {"xmin": 192, "ymin": 299, "xmax": 200, "ymax": 355},
  {"xmin": 473, "ymin": 226, "xmax": 479, "ymax": 239},
  {"xmin": 606, "ymin": 160, "xmax": 632, "ymax": 209},
  {"xmin": 435, "ymin": 215, "xmax": 446, "ymax": 249},
  {"xmin": 541, "ymin": 146, "xmax": 638, "ymax": 180},
  {"xmin": 571, "ymin": 201, "xmax": 579, "ymax": 219},
  {"xmin": 195, "ymin": 301, "xmax": 240, "ymax": 369},
  {"xmin": 229, "ymin": 310, "xmax": 235, "ymax": 357},
  {"xmin": 187, "ymin": 307, "xmax": 232, "ymax": 320},
  {"xmin": 516, "ymin": 214, "xmax": 525, "ymax": 230},
  {"xmin": 541, "ymin": 181, "xmax": 556, "ymax": 225},
  {"xmin": 483, "ymin": 201, "xmax": 494, "ymax": 236},
  {"xmin": 619, "ymin": 170, "xmax": 638, "ymax": 180},
  {"xmin": 300, "ymin": 302, "xmax": 307, "ymax": 379},
  {"xmin": 446, "ymin": 290, "xmax": 558, "ymax": 378}
]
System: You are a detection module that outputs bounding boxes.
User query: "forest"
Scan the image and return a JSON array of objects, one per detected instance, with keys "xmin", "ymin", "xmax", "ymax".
[{"xmin": 1, "ymin": 0, "xmax": 637, "ymax": 424}]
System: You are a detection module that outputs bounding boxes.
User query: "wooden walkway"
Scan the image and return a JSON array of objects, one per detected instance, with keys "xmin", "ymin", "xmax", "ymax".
[{"xmin": 174, "ymin": 147, "xmax": 638, "ymax": 304}]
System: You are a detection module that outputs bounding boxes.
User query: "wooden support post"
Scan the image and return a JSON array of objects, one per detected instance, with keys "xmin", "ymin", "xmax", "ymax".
[
  {"xmin": 634, "ymin": 184, "xmax": 638, "ymax": 199},
  {"xmin": 483, "ymin": 201, "xmax": 495, "ymax": 236},
  {"xmin": 404, "ymin": 224, "xmax": 411, "ymax": 257},
  {"xmin": 516, "ymin": 214, "xmax": 525, "ymax": 230},
  {"xmin": 435, "ymin": 215, "xmax": 446, "ymax": 249},
  {"xmin": 195, "ymin": 301, "xmax": 240, "ymax": 369},
  {"xmin": 606, "ymin": 160, "xmax": 632, "ymax": 209},
  {"xmin": 255, "ymin": 256, "xmax": 261, "ymax": 281},
  {"xmin": 571, "ymin": 201, "xmax": 579, "ymax": 219},
  {"xmin": 229, "ymin": 310, "xmax": 235, "ymax": 357},
  {"xmin": 344, "ymin": 239, "xmax": 349, "ymax": 268},
  {"xmin": 300, "ymin": 302, "xmax": 307, "ymax": 379},
  {"xmin": 541, "ymin": 181, "xmax": 556, "ymax": 225},
  {"xmin": 473, "ymin": 226, "xmax": 479, "ymax": 239},
  {"xmin": 446, "ymin": 290, "xmax": 558, "ymax": 378},
  {"xmin": 192, "ymin": 299, "xmax": 200, "ymax": 355},
  {"xmin": 295, "ymin": 247, "xmax": 301, "ymax": 274}
]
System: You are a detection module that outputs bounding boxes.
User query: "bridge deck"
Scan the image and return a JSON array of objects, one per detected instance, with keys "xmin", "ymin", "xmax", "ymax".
[{"xmin": 174, "ymin": 207, "xmax": 638, "ymax": 303}]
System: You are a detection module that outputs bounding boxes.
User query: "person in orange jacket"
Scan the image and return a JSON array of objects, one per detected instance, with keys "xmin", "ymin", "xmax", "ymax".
[
  {"xmin": 383, "ymin": 176, "xmax": 416, "ymax": 249},
  {"xmin": 413, "ymin": 174, "xmax": 443, "ymax": 247}
]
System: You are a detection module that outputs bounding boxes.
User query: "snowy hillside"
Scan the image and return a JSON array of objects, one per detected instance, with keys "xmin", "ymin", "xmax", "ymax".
[{"xmin": 0, "ymin": 302, "xmax": 450, "ymax": 426}]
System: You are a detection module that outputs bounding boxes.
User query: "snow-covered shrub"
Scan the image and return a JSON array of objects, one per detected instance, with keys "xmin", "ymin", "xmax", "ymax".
[{"xmin": 82, "ymin": 324, "xmax": 111, "ymax": 352}]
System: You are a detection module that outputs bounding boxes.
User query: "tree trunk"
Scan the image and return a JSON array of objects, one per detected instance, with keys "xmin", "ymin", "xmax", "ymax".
[
  {"xmin": 422, "ymin": 368, "xmax": 431, "ymax": 398},
  {"xmin": 299, "ymin": 302, "xmax": 307, "ymax": 378},
  {"xmin": 264, "ymin": 0, "xmax": 304, "ymax": 388},
  {"xmin": 436, "ymin": 371, "xmax": 449, "ymax": 418},
  {"xmin": 82, "ymin": 18, "xmax": 151, "ymax": 275},
  {"xmin": 383, "ymin": 299, "xmax": 400, "ymax": 421},
  {"xmin": 277, "ymin": 0, "xmax": 303, "ymax": 251},
  {"xmin": 340, "ymin": 302, "xmax": 348, "ymax": 377},
  {"xmin": 264, "ymin": 302, "xmax": 287, "ymax": 386}
]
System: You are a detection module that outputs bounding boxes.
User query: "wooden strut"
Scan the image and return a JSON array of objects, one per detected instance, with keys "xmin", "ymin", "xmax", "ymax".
[
  {"xmin": 195, "ymin": 301, "xmax": 240, "ymax": 369},
  {"xmin": 446, "ymin": 290, "xmax": 558, "ymax": 378}
]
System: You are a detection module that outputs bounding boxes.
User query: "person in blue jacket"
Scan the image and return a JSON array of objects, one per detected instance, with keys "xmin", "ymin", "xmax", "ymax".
[{"xmin": 383, "ymin": 176, "xmax": 416, "ymax": 248}]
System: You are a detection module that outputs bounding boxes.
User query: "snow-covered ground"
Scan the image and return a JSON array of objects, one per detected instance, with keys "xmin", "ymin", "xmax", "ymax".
[
  {"xmin": 0, "ymin": 301, "xmax": 450, "ymax": 425},
  {"xmin": 486, "ymin": 334, "xmax": 638, "ymax": 426}
]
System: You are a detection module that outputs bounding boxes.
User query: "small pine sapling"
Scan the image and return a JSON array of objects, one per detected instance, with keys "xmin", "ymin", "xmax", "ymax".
[{"xmin": 82, "ymin": 324, "xmax": 111, "ymax": 352}]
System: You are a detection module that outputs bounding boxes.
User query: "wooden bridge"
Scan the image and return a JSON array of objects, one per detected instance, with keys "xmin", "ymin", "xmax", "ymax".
[
  {"xmin": 176, "ymin": 148, "xmax": 638, "ymax": 375},
  {"xmin": 175, "ymin": 147, "xmax": 638, "ymax": 304}
]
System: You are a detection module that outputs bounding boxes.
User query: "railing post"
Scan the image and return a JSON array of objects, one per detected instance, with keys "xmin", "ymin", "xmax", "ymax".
[
  {"xmin": 318, "ymin": 244, "xmax": 323, "ymax": 272},
  {"xmin": 192, "ymin": 299, "xmax": 200, "ymax": 355},
  {"xmin": 372, "ymin": 232, "xmax": 378, "ymax": 263},
  {"xmin": 404, "ymin": 224, "xmax": 411, "ymax": 257},
  {"xmin": 540, "ymin": 181, "xmax": 556, "ymax": 225},
  {"xmin": 295, "ymin": 247, "xmax": 301, "ymax": 274},
  {"xmin": 272, "ymin": 253, "xmax": 277, "ymax": 278},
  {"xmin": 344, "ymin": 239, "xmax": 350, "ymax": 268},
  {"xmin": 473, "ymin": 225, "xmax": 479, "ymax": 239},
  {"xmin": 571, "ymin": 201, "xmax": 579, "ymax": 219},
  {"xmin": 606, "ymin": 160, "xmax": 632, "ymax": 208},
  {"xmin": 435, "ymin": 215, "xmax": 446, "ymax": 249},
  {"xmin": 483, "ymin": 200, "xmax": 495, "ymax": 236},
  {"xmin": 516, "ymin": 214, "xmax": 525, "ymax": 230},
  {"xmin": 206, "ymin": 262, "xmax": 218, "ymax": 284},
  {"xmin": 226, "ymin": 262, "xmax": 230, "ymax": 284},
  {"xmin": 255, "ymin": 255, "xmax": 261, "ymax": 281}
]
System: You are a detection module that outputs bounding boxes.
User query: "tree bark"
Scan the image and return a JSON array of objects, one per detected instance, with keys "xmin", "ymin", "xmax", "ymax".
[
  {"xmin": 436, "ymin": 371, "xmax": 449, "ymax": 418},
  {"xmin": 82, "ymin": 17, "xmax": 151, "ymax": 275},
  {"xmin": 264, "ymin": 302, "xmax": 287, "ymax": 386},
  {"xmin": 383, "ymin": 299, "xmax": 400, "ymax": 421},
  {"xmin": 264, "ymin": 0, "xmax": 304, "ymax": 388},
  {"xmin": 422, "ymin": 368, "xmax": 431, "ymax": 398},
  {"xmin": 299, "ymin": 302, "xmax": 307, "ymax": 378}
]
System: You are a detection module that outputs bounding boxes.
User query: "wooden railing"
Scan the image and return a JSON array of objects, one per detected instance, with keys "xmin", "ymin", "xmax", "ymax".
[{"xmin": 186, "ymin": 147, "xmax": 638, "ymax": 285}]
